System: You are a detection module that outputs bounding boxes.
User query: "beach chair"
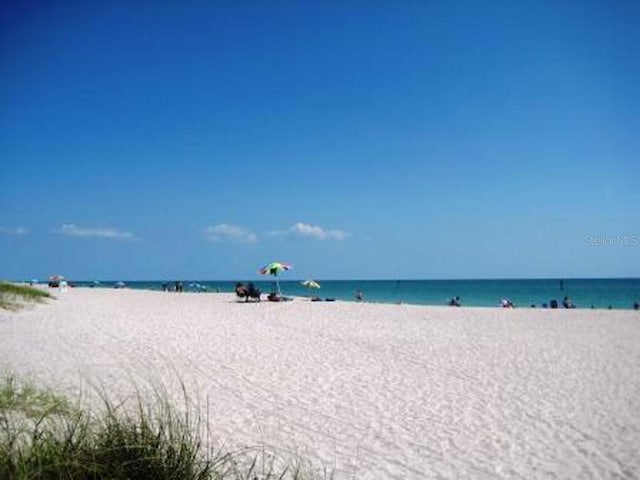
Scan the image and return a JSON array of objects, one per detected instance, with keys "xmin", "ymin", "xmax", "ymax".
[{"xmin": 235, "ymin": 282, "xmax": 261, "ymax": 302}]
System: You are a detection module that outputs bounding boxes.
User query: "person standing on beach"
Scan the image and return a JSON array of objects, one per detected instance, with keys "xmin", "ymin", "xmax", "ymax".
[{"xmin": 355, "ymin": 289, "xmax": 364, "ymax": 302}]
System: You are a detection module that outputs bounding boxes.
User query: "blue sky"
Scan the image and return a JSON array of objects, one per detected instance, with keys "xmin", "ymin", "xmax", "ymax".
[{"xmin": 1, "ymin": 1, "xmax": 638, "ymax": 281}]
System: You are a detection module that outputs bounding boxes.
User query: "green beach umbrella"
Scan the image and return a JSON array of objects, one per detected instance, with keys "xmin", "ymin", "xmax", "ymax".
[{"xmin": 259, "ymin": 262, "xmax": 292, "ymax": 295}]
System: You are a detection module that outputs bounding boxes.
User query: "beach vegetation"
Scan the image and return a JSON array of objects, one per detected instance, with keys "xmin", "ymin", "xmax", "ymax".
[
  {"xmin": 0, "ymin": 283, "xmax": 50, "ymax": 311},
  {"xmin": 0, "ymin": 373, "xmax": 328, "ymax": 479}
]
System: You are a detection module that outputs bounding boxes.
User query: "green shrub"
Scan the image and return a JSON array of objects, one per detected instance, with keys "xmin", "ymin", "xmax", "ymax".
[
  {"xmin": 0, "ymin": 374, "xmax": 328, "ymax": 479},
  {"xmin": 0, "ymin": 283, "xmax": 50, "ymax": 311}
]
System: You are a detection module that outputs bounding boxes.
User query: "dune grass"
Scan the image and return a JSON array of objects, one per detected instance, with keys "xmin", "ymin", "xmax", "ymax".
[
  {"xmin": 0, "ymin": 374, "xmax": 328, "ymax": 480},
  {"xmin": 0, "ymin": 283, "xmax": 50, "ymax": 311}
]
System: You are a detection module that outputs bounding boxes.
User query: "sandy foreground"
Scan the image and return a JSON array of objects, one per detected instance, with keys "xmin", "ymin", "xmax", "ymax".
[{"xmin": 1, "ymin": 288, "xmax": 639, "ymax": 479}]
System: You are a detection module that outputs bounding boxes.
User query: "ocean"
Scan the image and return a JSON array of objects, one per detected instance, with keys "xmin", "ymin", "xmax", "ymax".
[{"xmin": 71, "ymin": 278, "xmax": 640, "ymax": 310}]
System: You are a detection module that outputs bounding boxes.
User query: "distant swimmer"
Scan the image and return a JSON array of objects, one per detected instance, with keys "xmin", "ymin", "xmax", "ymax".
[{"xmin": 355, "ymin": 289, "xmax": 364, "ymax": 302}]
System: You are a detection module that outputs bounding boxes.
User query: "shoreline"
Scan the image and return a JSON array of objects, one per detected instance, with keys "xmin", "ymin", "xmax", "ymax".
[{"xmin": 30, "ymin": 279, "xmax": 640, "ymax": 311}]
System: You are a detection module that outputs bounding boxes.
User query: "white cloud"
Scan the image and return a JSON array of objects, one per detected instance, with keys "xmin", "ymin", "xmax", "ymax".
[
  {"xmin": 272, "ymin": 222, "xmax": 348, "ymax": 241},
  {"xmin": 0, "ymin": 226, "xmax": 29, "ymax": 236},
  {"xmin": 205, "ymin": 224, "xmax": 258, "ymax": 243},
  {"xmin": 55, "ymin": 224, "xmax": 136, "ymax": 240}
]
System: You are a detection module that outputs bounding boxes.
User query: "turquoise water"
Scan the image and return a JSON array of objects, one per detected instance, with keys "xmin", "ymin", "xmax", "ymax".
[{"xmin": 71, "ymin": 278, "xmax": 640, "ymax": 310}]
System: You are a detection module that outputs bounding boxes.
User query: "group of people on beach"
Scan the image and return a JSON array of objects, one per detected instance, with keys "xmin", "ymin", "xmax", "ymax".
[
  {"xmin": 444, "ymin": 295, "xmax": 617, "ymax": 309},
  {"xmin": 503, "ymin": 296, "xmax": 577, "ymax": 309},
  {"xmin": 451, "ymin": 296, "xmax": 638, "ymax": 310},
  {"xmin": 448, "ymin": 296, "xmax": 462, "ymax": 307},
  {"xmin": 162, "ymin": 282, "xmax": 184, "ymax": 292},
  {"xmin": 168, "ymin": 283, "xmax": 640, "ymax": 310}
]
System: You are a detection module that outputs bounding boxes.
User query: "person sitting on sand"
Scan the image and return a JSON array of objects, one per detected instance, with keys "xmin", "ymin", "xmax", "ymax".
[
  {"xmin": 562, "ymin": 296, "xmax": 576, "ymax": 309},
  {"xmin": 448, "ymin": 296, "xmax": 461, "ymax": 307},
  {"xmin": 501, "ymin": 298, "xmax": 514, "ymax": 308}
]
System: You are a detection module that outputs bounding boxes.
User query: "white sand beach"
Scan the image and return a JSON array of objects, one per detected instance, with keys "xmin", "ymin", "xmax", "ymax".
[{"xmin": 1, "ymin": 288, "xmax": 639, "ymax": 479}]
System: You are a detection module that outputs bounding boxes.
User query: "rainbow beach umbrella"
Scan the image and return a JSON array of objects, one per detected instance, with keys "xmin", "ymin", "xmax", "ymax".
[{"xmin": 259, "ymin": 262, "xmax": 292, "ymax": 295}]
